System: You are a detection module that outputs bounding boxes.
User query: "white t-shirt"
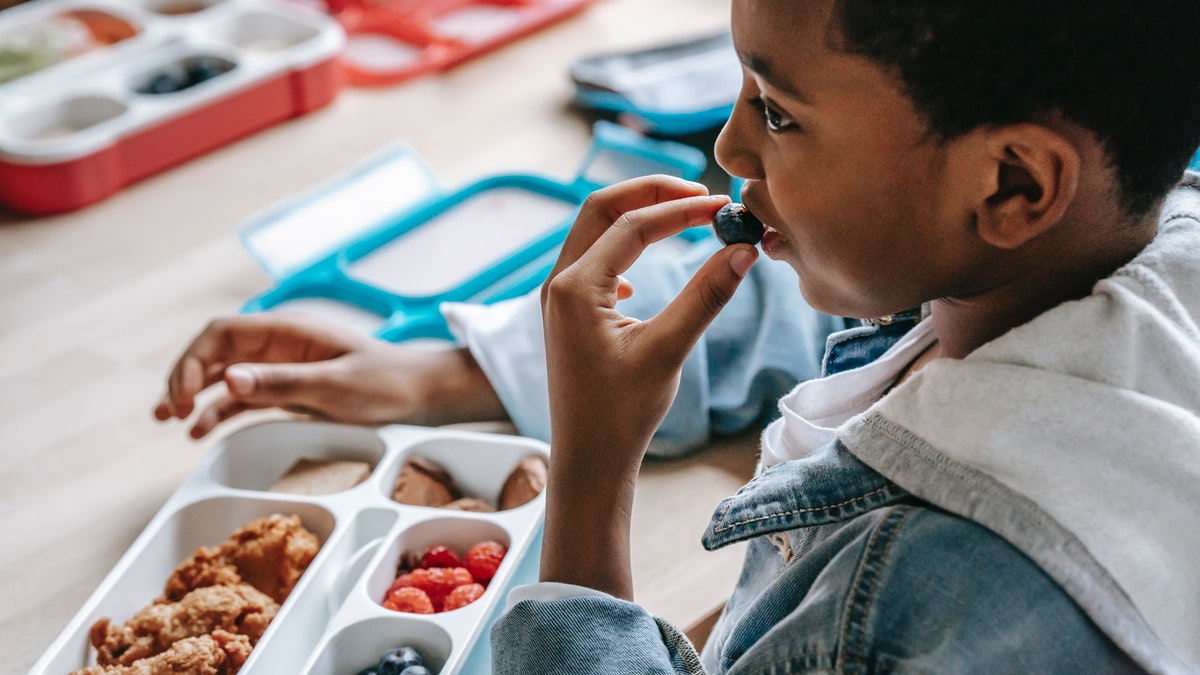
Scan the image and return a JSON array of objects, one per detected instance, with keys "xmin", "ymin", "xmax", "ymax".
[{"xmin": 759, "ymin": 318, "xmax": 937, "ymax": 467}]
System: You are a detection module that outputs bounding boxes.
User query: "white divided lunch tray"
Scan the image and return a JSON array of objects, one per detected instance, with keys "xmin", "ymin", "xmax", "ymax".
[{"xmin": 29, "ymin": 421, "xmax": 550, "ymax": 675}]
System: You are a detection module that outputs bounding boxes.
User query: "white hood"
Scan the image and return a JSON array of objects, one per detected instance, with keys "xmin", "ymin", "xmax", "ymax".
[{"xmin": 838, "ymin": 176, "xmax": 1200, "ymax": 675}]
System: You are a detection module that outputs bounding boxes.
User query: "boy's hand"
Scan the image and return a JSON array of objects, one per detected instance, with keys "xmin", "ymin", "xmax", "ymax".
[
  {"xmin": 539, "ymin": 175, "xmax": 758, "ymax": 598},
  {"xmin": 154, "ymin": 313, "xmax": 505, "ymax": 439}
]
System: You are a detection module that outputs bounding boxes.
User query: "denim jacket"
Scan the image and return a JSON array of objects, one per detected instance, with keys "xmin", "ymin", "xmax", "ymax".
[{"xmin": 491, "ymin": 316, "xmax": 1143, "ymax": 674}]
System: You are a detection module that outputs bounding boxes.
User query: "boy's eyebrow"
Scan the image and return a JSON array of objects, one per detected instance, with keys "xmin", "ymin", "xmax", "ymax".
[{"xmin": 738, "ymin": 50, "xmax": 812, "ymax": 104}]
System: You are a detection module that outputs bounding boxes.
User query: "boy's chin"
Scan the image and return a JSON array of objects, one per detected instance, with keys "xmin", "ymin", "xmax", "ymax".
[{"xmin": 797, "ymin": 280, "xmax": 907, "ymax": 321}]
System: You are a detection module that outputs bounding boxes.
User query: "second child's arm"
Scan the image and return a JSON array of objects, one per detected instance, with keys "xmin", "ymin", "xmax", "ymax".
[
  {"xmin": 154, "ymin": 313, "xmax": 506, "ymax": 438},
  {"xmin": 538, "ymin": 175, "xmax": 758, "ymax": 599}
]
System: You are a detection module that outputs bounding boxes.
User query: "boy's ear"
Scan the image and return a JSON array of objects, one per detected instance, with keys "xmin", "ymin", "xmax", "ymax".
[{"xmin": 975, "ymin": 124, "xmax": 1081, "ymax": 249}]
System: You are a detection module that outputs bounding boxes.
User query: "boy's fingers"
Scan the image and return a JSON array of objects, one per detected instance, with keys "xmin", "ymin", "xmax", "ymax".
[
  {"xmin": 552, "ymin": 176, "xmax": 711, "ymax": 278},
  {"xmin": 190, "ymin": 397, "xmax": 253, "ymax": 439},
  {"xmin": 644, "ymin": 244, "xmax": 759, "ymax": 353},
  {"xmin": 572, "ymin": 195, "xmax": 729, "ymax": 300},
  {"xmin": 616, "ymin": 275, "xmax": 634, "ymax": 301}
]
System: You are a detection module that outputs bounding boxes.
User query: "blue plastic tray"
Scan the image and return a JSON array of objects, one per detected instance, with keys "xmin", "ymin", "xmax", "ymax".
[{"xmin": 239, "ymin": 121, "xmax": 709, "ymax": 342}]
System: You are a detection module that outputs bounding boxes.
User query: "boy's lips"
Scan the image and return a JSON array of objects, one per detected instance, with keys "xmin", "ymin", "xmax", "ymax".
[
  {"xmin": 739, "ymin": 193, "xmax": 784, "ymax": 256},
  {"xmin": 759, "ymin": 226, "xmax": 784, "ymax": 257}
]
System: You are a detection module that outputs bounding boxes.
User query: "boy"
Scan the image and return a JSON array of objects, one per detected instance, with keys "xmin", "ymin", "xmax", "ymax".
[{"xmin": 492, "ymin": 1, "xmax": 1200, "ymax": 673}]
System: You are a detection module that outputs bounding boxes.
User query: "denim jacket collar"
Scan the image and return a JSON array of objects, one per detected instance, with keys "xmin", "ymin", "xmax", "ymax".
[
  {"xmin": 701, "ymin": 439, "xmax": 909, "ymax": 550},
  {"xmin": 703, "ymin": 312, "xmax": 922, "ymax": 552},
  {"xmin": 703, "ymin": 313, "xmax": 924, "ymax": 551}
]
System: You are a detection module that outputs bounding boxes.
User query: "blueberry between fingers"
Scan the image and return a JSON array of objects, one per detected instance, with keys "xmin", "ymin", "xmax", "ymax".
[{"xmin": 713, "ymin": 203, "xmax": 765, "ymax": 246}]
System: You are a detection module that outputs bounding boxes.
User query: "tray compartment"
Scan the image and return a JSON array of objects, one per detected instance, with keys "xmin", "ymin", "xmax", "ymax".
[
  {"xmin": 341, "ymin": 31, "xmax": 429, "ymax": 75},
  {"xmin": 305, "ymin": 616, "xmax": 454, "ymax": 675},
  {"xmin": 329, "ymin": 536, "xmax": 387, "ymax": 614},
  {"xmin": 31, "ymin": 495, "xmax": 335, "ymax": 675},
  {"xmin": 0, "ymin": 92, "xmax": 127, "ymax": 141},
  {"xmin": 0, "ymin": 6, "xmax": 142, "ymax": 85},
  {"xmin": 368, "ymin": 516, "xmax": 512, "ymax": 612},
  {"xmin": 131, "ymin": 51, "xmax": 236, "ymax": 95},
  {"xmin": 429, "ymin": 3, "xmax": 529, "ymax": 46},
  {"xmin": 213, "ymin": 8, "xmax": 322, "ymax": 52},
  {"xmin": 335, "ymin": 0, "xmax": 596, "ymax": 86},
  {"xmin": 385, "ymin": 432, "xmax": 549, "ymax": 512},
  {"xmin": 208, "ymin": 420, "xmax": 387, "ymax": 493}
]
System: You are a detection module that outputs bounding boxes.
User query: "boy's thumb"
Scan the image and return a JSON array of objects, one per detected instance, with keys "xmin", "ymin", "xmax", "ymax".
[
  {"xmin": 651, "ymin": 243, "xmax": 758, "ymax": 349},
  {"xmin": 694, "ymin": 244, "xmax": 757, "ymax": 324},
  {"xmin": 728, "ymin": 246, "xmax": 757, "ymax": 279}
]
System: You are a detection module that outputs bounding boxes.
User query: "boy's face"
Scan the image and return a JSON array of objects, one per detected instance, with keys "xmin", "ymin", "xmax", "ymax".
[{"xmin": 716, "ymin": 0, "xmax": 987, "ymax": 318}]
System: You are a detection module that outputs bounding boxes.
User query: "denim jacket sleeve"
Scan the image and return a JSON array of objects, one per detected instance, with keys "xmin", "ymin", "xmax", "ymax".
[
  {"xmin": 442, "ymin": 236, "xmax": 850, "ymax": 458},
  {"xmin": 490, "ymin": 595, "xmax": 705, "ymax": 675}
]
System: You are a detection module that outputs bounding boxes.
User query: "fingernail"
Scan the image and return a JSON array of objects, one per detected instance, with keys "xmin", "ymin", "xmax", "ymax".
[
  {"xmin": 730, "ymin": 247, "xmax": 757, "ymax": 278},
  {"xmin": 190, "ymin": 421, "xmax": 208, "ymax": 440},
  {"xmin": 226, "ymin": 365, "xmax": 254, "ymax": 396}
]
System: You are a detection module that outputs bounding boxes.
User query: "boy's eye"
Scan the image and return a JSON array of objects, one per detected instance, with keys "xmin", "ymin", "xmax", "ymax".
[{"xmin": 748, "ymin": 96, "xmax": 794, "ymax": 132}]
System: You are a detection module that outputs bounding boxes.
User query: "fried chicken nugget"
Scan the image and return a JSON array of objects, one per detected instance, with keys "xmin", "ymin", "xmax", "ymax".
[
  {"xmin": 88, "ymin": 584, "xmax": 278, "ymax": 668},
  {"xmin": 163, "ymin": 514, "xmax": 320, "ymax": 604},
  {"xmin": 69, "ymin": 629, "xmax": 251, "ymax": 675}
]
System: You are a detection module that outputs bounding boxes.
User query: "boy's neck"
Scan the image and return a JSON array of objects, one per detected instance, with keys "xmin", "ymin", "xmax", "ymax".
[{"xmin": 928, "ymin": 202, "xmax": 1159, "ymax": 360}]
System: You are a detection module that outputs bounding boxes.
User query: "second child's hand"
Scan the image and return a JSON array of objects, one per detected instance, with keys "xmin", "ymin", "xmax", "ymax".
[
  {"xmin": 153, "ymin": 313, "xmax": 505, "ymax": 438},
  {"xmin": 538, "ymin": 175, "xmax": 759, "ymax": 599}
]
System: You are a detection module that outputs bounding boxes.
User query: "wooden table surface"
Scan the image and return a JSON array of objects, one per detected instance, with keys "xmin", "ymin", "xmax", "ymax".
[{"xmin": 0, "ymin": 0, "xmax": 760, "ymax": 672}]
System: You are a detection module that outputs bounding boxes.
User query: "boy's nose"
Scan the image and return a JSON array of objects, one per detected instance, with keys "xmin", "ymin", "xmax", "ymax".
[{"xmin": 714, "ymin": 101, "xmax": 766, "ymax": 182}]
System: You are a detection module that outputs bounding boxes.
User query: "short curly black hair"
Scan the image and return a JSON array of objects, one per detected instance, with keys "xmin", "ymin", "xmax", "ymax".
[{"xmin": 833, "ymin": 1, "xmax": 1200, "ymax": 216}]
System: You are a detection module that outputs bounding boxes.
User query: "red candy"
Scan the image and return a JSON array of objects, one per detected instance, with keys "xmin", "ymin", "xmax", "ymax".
[
  {"xmin": 387, "ymin": 572, "xmax": 413, "ymax": 593},
  {"xmin": 442, "ymin": 583, "xmax": 486, "ymax": 611},
  {"xmin": 410, "ymin": 566, "xmax": 473, "ymax": 608},
  {"xmin": 465, "ymin": 541, "xmax": 507, "ymax": 583},
  {"xmin": 418, "ymin": 545, "xmax": 464, "ymax": 569},
  {"xmin": 383, "ymin": 587, "xmax": 435, "ymax": 614}
]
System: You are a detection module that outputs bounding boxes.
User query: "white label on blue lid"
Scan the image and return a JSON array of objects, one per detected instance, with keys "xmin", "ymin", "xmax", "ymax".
[
  {"xmin": 240, "ymin": 144, "xmax": 442, "ymax": 279},
  {"xmin": 346, "ymin": 188, "xmax": 576, "ymax": 297}
]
